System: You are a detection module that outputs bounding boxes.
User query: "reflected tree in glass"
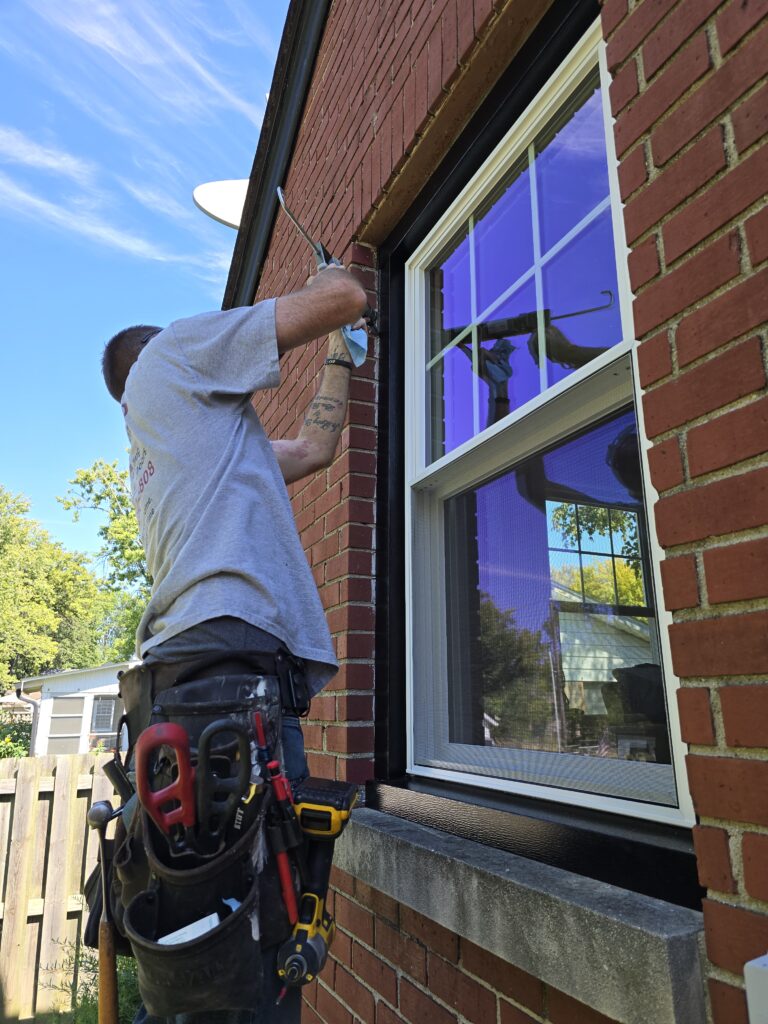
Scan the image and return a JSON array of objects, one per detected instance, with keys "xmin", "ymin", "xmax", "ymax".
[{"xmin": 476, "ymin": 592, "xmax": 558, "ymax": 749}]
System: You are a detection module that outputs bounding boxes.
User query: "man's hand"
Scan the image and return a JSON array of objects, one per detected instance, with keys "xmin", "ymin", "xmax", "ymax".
[{"xmin": 275, "ymin": 264, "xmax": 367, "ymax": 353}]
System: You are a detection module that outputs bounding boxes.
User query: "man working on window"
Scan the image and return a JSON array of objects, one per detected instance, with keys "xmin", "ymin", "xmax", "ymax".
[{"xmin": 101, "ymin": 263, "xmax": 368, "ymax": 1024}]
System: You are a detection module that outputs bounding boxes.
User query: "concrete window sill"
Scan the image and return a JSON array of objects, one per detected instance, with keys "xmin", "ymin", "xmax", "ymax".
[{"xmin": 335, "ymin": 809, "xmax": 705, "ymax": 1024}]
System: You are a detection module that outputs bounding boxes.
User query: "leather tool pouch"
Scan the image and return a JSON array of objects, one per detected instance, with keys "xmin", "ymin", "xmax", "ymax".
[
  {"xmin": 85, "ymin": 659, "xmax": 294, "ymax": 1015},
  {"xmin": 122, "ymin": 809, "xmax": 270, "ymax": 1016}
]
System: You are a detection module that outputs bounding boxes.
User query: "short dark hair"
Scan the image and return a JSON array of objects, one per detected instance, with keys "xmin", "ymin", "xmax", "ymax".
[{"xmin": 102, "ymin": 325, "xmax": 161, "ymax": 401}]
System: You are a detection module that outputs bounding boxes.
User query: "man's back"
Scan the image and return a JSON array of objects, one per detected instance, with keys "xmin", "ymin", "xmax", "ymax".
[{"xmin": 123, "ymin": 301, "xmax": 336, "ymax": 692}]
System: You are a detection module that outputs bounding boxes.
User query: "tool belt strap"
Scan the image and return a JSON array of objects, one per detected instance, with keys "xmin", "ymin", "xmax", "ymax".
[{"xmin": 118, "ymin": 647, "xmax": 309, "ymax": 759}]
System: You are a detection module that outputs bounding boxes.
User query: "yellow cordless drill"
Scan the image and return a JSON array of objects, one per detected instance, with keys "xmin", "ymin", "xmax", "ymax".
[{"xmin": 275, "ymin": 777, "xmax": 358, "ymax": 1000}]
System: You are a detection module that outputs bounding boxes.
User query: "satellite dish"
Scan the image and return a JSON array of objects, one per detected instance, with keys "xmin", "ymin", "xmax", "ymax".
[{"xmin": 193, "ymin": 179, "xmax": 249, "ymax": 229}]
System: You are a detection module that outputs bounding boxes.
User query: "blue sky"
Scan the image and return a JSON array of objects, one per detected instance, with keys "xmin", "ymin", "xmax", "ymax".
[{"xmin": 0, "ymin": 0, "xmax": 288, "ymax": 562}]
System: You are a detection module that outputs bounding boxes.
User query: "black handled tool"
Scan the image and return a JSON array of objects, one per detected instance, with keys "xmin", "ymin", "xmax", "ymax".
[{"xmin": 195, "ymin": 719, "xmax": 251, "ymax": 854}]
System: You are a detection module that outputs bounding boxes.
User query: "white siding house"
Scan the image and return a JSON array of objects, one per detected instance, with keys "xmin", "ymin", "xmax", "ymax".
[{"xmin": 20, "ymin": 662, "xmax": 132, "ymax": 756}]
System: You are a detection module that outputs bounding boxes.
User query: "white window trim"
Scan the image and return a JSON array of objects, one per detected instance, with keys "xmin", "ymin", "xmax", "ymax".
[{"xmin": 403, "ymin": 22, "xmax": 695, "ymax": 827}]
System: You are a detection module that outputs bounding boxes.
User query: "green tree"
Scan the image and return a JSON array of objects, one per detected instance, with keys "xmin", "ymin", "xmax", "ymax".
[
  {"xmin": 551, "ymin": 556, "xmax": 645, "ymax": 606},
  {"xmin": 0, "ymin": 707, "xmax": 32, "ymax": 758},
  {"xmin": 0, "ymin": 487, "xmax": 125, "ymax": 690},
  {"xmin": 59, "ymin": 460, "xmax": 151, "ymax": 591},
  {"xmin": 477, "ymin": 593, "xmax": 555, "ymax": 748},
  {"xmin": 59, "ymin": 460, "xmax": 149, "ymax": 661},
  {"xmin": 549, "ymin": 501, "xmax": 640, "ymax": 558}
]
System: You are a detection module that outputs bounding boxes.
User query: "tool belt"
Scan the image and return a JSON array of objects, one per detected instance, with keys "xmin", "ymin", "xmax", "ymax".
[
  {"xmin": 85, "ymin": 654, "xmax": 301, "ymax": 1016},
  {"xmin": 118, "ymin": 646, "xmax": 309, "ymax": 764}
]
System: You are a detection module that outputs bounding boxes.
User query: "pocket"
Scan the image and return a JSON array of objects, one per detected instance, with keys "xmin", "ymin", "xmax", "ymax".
[
  {"xmin": 123, "ymin": 811, "xmax": 265, "ymax": 1016},
  {"xmin": 124, "ymin": 875, "xmax": 262, "ymax": 1016}
]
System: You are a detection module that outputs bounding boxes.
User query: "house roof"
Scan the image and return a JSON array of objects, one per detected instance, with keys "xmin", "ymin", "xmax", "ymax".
[
  {"xmin": 223, "ymin": 0, "xmax": 330, "ymax": 309},
  {"xmin": 20, "ymin": 661, "xmax": 132, "ymax": 692}
]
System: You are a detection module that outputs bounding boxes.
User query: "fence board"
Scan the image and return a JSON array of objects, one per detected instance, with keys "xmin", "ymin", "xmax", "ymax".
[
  {"xmin": 0, "ymin": 762, "xmax": 15, "ymax": 912},
  {"xmin": 38, "ymin": 755, "xmax": 80, "ymax": 1013},
  {"xmin": 0, "ymin": 756, "xmax": 43, "ymax": 1018},
  {"xmin": 0, "ymin": 753, "xmax": 116, "ymax": 1020}
]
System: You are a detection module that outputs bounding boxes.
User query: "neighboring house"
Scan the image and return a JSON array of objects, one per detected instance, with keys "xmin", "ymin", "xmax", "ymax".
[
  {"xmin": 20, "ymin": 663, "xmax": 130, "ymax": 756},
  {"xmin": 223, "ymin": 2, "xmax": 767, "ymax": 1023},
  {"xmin": 0, "ymin": 692, "xmax": 33, "ymax": 720}
]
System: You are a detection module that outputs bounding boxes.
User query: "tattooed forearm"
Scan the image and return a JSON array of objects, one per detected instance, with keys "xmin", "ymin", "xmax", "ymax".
[
  {"xmin": 272, "ymin": 330, "xmax": 363, "ymax": 483},
  {"xmin": 297, "ymin": 334, "xmax": 351, "ymax": 450},
  {"xmin": 304, "ymin": 394, "xmax": 344, "ymax": 431},
  {"xmin": 308, "ymin": 396, "xmax": 344, "ymax": 415}
]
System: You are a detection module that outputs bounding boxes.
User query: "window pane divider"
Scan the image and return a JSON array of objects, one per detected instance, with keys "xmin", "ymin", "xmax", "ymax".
[{"xmin": 425, "ymin": 194, "xmax": 613, "ymax": 373}]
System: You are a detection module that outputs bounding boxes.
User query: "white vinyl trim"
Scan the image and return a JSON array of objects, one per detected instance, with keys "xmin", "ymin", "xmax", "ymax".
[
  {"xmin": 403, "ymin": 23, "xmax": 692, "ymax": 825},
  {"xmin": 598, "ymin": 42, "xmax": 694, "ymax": 826}
]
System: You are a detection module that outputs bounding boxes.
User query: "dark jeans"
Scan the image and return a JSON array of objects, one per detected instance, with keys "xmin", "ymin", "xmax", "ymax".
[{"xmin": 133, "ymin": 618, "xmax": 307, "ymax": 1024}]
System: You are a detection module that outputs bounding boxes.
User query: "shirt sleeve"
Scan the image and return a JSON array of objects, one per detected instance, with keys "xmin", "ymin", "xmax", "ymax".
[{"xmin": 169, "ymin": 299, "xmax": 281, "ymax": 396}]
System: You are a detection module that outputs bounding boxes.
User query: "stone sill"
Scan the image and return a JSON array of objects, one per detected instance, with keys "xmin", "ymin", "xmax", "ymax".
[{"xmin": 335, "ymin": 809, "xmax": 705, "ymax": 1024}]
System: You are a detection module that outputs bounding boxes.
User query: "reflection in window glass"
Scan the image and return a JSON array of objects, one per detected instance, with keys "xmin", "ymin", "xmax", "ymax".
[
  {"xmin": 444, "ymin": 409, "xmax": 670, "ymax": 770},
  {"xmin": 426, "ymin": 68, "xmax": 622, "ymax": 462}
]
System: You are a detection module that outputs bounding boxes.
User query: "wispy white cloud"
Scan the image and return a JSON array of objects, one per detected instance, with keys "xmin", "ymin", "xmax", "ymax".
[
  {"xmin": 23, "ymin": 0, "xmax": 265, "ymax": 127},
  {"xmin": 117, "ymin": 178, "xmax": 197, "ymax": 226},
  {"xmin": 0, "ymin": 169, "xmax": 173, "ymax": 261},
  {"xmin": 0, "ymin": 124, "xmax": 97, "ymax": 185},
  {"xmin": 0, "ymin": 168, "xmax": 235, "ymax": 295},
  {"xmin": 0, "ymin": 0, "xmax": 275, "ymax": 302},
  {"xmin": 220, "ymin": 0, "xmax": 280, "ymax": 59}
]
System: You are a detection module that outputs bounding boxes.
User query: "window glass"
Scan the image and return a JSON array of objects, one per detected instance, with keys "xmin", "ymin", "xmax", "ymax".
[
  {"xmin": 426, "ymin": 69, "xmax": 622, "ymax": 462},
  {"xmin": 91, "ymin": 696, "xmax": 119, "ymax": 733},
  {"xmin": 443, "ymin": 409, "xmax": 670, "ymax": 770}
]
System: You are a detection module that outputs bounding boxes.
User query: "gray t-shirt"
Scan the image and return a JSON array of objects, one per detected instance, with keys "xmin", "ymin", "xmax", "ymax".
[{"xmin": 122, "ymin": 299, "xmax": 337, "ymax": 696}]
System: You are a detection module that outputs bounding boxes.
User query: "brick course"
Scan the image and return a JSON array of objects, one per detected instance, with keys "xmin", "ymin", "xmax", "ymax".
[{"xmin": 692, "ymin": 826, "xmax": 737, "ymax": 893}]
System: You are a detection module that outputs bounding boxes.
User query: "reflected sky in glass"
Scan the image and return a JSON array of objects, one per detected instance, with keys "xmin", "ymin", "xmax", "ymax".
[
  {"xmin": 473, "ymin": 409, "xmax": 641, "ymax": 633},
  {"xmin": 427, "ymin": 68, "xmax": 622, "ymax": 462}
]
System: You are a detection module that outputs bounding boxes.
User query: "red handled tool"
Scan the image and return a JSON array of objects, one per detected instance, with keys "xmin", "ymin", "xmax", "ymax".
[
  {"xmin": 135, "ymin": 722, "xmax": 196, "ymax": 854},
  {"xmin": 265, "ymin": 759, "xmax": 310, "ymax": 925},
  {"xmin": 252, "ymin": 712, "xmax": 270, "ymax": 773}
]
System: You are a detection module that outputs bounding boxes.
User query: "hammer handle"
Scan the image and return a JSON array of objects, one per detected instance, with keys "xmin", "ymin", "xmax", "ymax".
[{"xmin": 98, "ymin": 919, "xmax": 120, "ymax": 1024}]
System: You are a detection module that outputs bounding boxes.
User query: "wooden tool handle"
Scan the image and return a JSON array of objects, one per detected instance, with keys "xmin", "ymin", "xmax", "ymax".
[{"xmin": 98, "ymin": 919, "xmax": 120, "ymax": 1024}]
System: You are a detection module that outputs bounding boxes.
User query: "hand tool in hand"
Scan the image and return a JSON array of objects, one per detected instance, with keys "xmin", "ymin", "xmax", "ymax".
[
  {"xmin": 275, "ymin": 778, "xmax": 359, "ymax": 1002},
  {"xmin": 87, "ymin": 799, "xmax": 121, "ymax": 1024},
  {"xmin": 195, "ymin": 718, "xmax": 251, "ymax": 854},
  {"xmin": 276, "ymin": 186, "xmax": 378, "ymax": 349},
  {"xmin": 135, "ymin": 722, "xmax": 196, "ymax": 855}
]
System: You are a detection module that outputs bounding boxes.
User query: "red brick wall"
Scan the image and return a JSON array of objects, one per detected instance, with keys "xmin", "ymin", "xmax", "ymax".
[
  {"xmin": 603, "ymin": 0, "xmax": 768, "ymax": 1020},
  {"xmin": 251, "ymin": 0, "xmax": 767, "ymax": 1020}
]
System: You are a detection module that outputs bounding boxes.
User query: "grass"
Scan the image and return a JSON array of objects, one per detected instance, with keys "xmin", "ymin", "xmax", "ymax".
[{"xmin": 41, "ymin": 941, "xmax": 141, "ymax": 1024}]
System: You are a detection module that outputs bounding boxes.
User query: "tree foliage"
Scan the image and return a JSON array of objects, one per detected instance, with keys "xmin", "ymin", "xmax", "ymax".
[
  {"xmin": 59, "ymin": 460, "xmax": 151, "ymax": 591},
  {"xmin": 0, "ymin": 707, "xmax": 32, "ymax": 758},
  {"xmin": 477, "ymin": 593, "xmax": 556, "ymax": 747},
  {"xmin": 0, "ymin": 487, "xmax": 131, "ymax": 690},
  {"xmin": 549, "ymin": 501, "xmax": 640, "ymax": 559}
]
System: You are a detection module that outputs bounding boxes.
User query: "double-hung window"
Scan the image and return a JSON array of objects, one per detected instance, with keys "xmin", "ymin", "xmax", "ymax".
[
  {"xmin": 91, "ymin": 695, "xmax": 119, "ymax": 733},
  {"xmin": 404, "ymin": 25, "xmax": 690, "ymax": 824}
]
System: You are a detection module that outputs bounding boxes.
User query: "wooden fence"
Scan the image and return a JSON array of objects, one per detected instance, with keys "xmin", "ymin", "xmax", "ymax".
[{"xmin": 0, "ymin": 753, "xmax": 113, "ymax": 1022}]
